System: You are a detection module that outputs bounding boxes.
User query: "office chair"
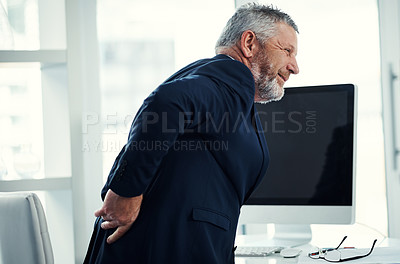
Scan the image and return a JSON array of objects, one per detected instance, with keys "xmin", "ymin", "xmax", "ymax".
[{"xmin": 0, "ymin": 192, "xmax": 54, "ymax": 264}]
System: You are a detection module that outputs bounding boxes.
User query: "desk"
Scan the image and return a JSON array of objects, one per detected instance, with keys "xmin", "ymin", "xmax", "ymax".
[
  {"xmin": 235, "ymin": 224, "xmax": 400, "ymax": 264},
  {"xmin": 235, "ymin": 238, "xmax": 400, "ymax": 263}
]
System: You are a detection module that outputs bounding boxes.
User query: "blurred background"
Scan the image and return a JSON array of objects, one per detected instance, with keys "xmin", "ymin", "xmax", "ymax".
[{"xmin": 1, "ymin": 0, "xmax": 399, "ymax": 263}]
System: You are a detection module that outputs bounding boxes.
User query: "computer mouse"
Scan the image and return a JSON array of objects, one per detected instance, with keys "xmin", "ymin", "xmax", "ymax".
[{"xmin": 279, "ymin": 248, "xmax": 302, "ymax": 258}]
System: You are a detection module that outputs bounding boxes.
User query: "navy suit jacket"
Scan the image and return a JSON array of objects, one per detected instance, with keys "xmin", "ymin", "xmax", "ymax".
[{"xmin": 85, "ymin": 54, "xmax": 270, "ymax": 264}]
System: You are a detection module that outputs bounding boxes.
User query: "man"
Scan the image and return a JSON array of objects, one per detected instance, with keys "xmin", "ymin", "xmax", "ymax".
[{"xmin": 85, "ymin": 3, "xmax": 299, "ymax": 264}]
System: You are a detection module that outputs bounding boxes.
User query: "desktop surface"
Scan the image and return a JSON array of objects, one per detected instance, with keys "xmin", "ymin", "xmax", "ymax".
[
  {"xmin": 235, "ymin": 238, "xmax": 400, "ymax": 264},
  {"xmin": 235, "ymin": 224, "xmax": 400, "ymax": 263}
]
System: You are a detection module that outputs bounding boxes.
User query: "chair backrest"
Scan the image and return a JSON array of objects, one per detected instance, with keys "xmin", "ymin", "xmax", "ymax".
[{"xmin": 0, "ymin": 192, "xmax": 54, "ymax": 264}]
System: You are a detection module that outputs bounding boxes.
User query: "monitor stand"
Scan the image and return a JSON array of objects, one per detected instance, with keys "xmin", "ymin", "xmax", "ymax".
[
  {"xmin": 238, "ymin": 224, "xmax": 312, "ymax": 247},
  {"xmin": 273, "ymin": 224, "xmax": 312, "ymax": 246}
]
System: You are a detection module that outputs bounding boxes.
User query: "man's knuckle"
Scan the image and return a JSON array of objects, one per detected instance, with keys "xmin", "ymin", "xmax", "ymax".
[{"xmin": 119, "ymin": 217, "xmax": 131, "ymax": 225}]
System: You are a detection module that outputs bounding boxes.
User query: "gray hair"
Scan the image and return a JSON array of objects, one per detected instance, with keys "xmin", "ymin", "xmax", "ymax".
[{"xmin": 215, "ymin": 3, "xmax": 298, "ymax": 50}]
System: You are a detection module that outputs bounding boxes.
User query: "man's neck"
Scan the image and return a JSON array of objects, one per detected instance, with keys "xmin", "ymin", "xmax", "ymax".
[{"xmin": 216, "ymin": 46, "xmax": 252, "ymax": 70}]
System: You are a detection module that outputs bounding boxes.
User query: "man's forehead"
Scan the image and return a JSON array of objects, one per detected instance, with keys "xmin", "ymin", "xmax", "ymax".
[
  {"xmin": 275, "ymin": 24, "xmax": 298, "ymax": 49},
  {"xmin": 276, "ymin": 23, "xmax": 297, "ymax": 38}
]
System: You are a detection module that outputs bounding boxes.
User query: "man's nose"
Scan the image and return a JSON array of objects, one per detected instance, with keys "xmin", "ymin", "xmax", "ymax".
[{"xmin": 288, "ymin": 57, "xmax": 299, "ymax": 75}]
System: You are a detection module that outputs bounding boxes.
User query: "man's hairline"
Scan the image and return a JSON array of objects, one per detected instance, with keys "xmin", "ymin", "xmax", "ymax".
[{"xmin": 215, "ymin": 21, "xmax": 296, "ymax": 53}]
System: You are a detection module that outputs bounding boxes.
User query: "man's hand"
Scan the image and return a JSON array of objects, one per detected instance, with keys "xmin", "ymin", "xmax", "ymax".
[{"xmin": 94, "ymin": 189, "xmax": 143, "ymax": 244}]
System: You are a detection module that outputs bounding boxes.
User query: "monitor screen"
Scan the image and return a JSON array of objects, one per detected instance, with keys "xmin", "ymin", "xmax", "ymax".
[{"xmin": 239, "ymin": 84, "xmax": 356, "ymax": 230}]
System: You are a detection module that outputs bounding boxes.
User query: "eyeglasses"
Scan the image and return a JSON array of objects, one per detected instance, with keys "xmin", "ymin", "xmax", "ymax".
[{"xmin": 308, "ymin": 236, "xmax": 377, "ymax": 262}]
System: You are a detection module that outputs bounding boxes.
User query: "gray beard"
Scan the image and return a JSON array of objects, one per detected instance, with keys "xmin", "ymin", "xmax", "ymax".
[
  {"xmin": 257, "ymin": 77, "xmax": 284, "ymax": 104},
  {"xmin": 251, "ymin": 61, "xmax": 284, "ymax": 104}
]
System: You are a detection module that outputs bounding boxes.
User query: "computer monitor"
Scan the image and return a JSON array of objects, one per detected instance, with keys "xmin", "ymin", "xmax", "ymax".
[{"xmin": 238, "ymin": 84, "xmax": 357, "ymax": 246}]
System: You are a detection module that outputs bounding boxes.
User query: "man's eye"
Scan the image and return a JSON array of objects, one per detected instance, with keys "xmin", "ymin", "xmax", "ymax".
[{"xmin": 284, "ymin": 48, "xmax": 291, "ymax": 54}]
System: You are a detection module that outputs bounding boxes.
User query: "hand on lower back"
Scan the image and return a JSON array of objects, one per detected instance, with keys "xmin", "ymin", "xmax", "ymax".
[{"xmin": 94, "ymin": 189, "xmax": 143, "ymax": 244}]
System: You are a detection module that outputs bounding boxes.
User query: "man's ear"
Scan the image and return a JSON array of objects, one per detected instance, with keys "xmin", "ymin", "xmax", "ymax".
[{"xmin": 240, "ymin": 30, "xmax": 258, "ymax": 58}]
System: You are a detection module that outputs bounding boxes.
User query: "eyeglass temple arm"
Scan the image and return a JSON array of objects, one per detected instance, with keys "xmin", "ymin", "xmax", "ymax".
[
  {"xmin": 336, "ymin": 236, "xmax": 348, "ymax": 250},
  {"xmin": 340, "ymin": 239, "xmax": 378, "ymax": 262}
]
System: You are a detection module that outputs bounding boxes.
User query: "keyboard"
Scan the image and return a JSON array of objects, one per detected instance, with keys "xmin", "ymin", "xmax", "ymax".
[{"xmin": 235, "ymin": 246, "xmax": 284, "ymax": 257}]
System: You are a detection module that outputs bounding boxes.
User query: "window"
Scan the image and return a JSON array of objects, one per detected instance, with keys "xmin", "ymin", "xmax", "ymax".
[
  {"xmin": 97, "ymin": 0, "xmax": 235, "ymax": 181},
  {"xmin": 378, "ymin": 0, "xmax": 400, "ymax": 238},
  {"xmin": 0, "ymin": 0, "xmax": 39, "ymax": 50},
  {"xmin": 0, "ymin": 66, "xmax": 44, "ymax": 180},
  {"xmin": 0, "ymin": 0, "xmax": 74, "ymax": 263}
]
